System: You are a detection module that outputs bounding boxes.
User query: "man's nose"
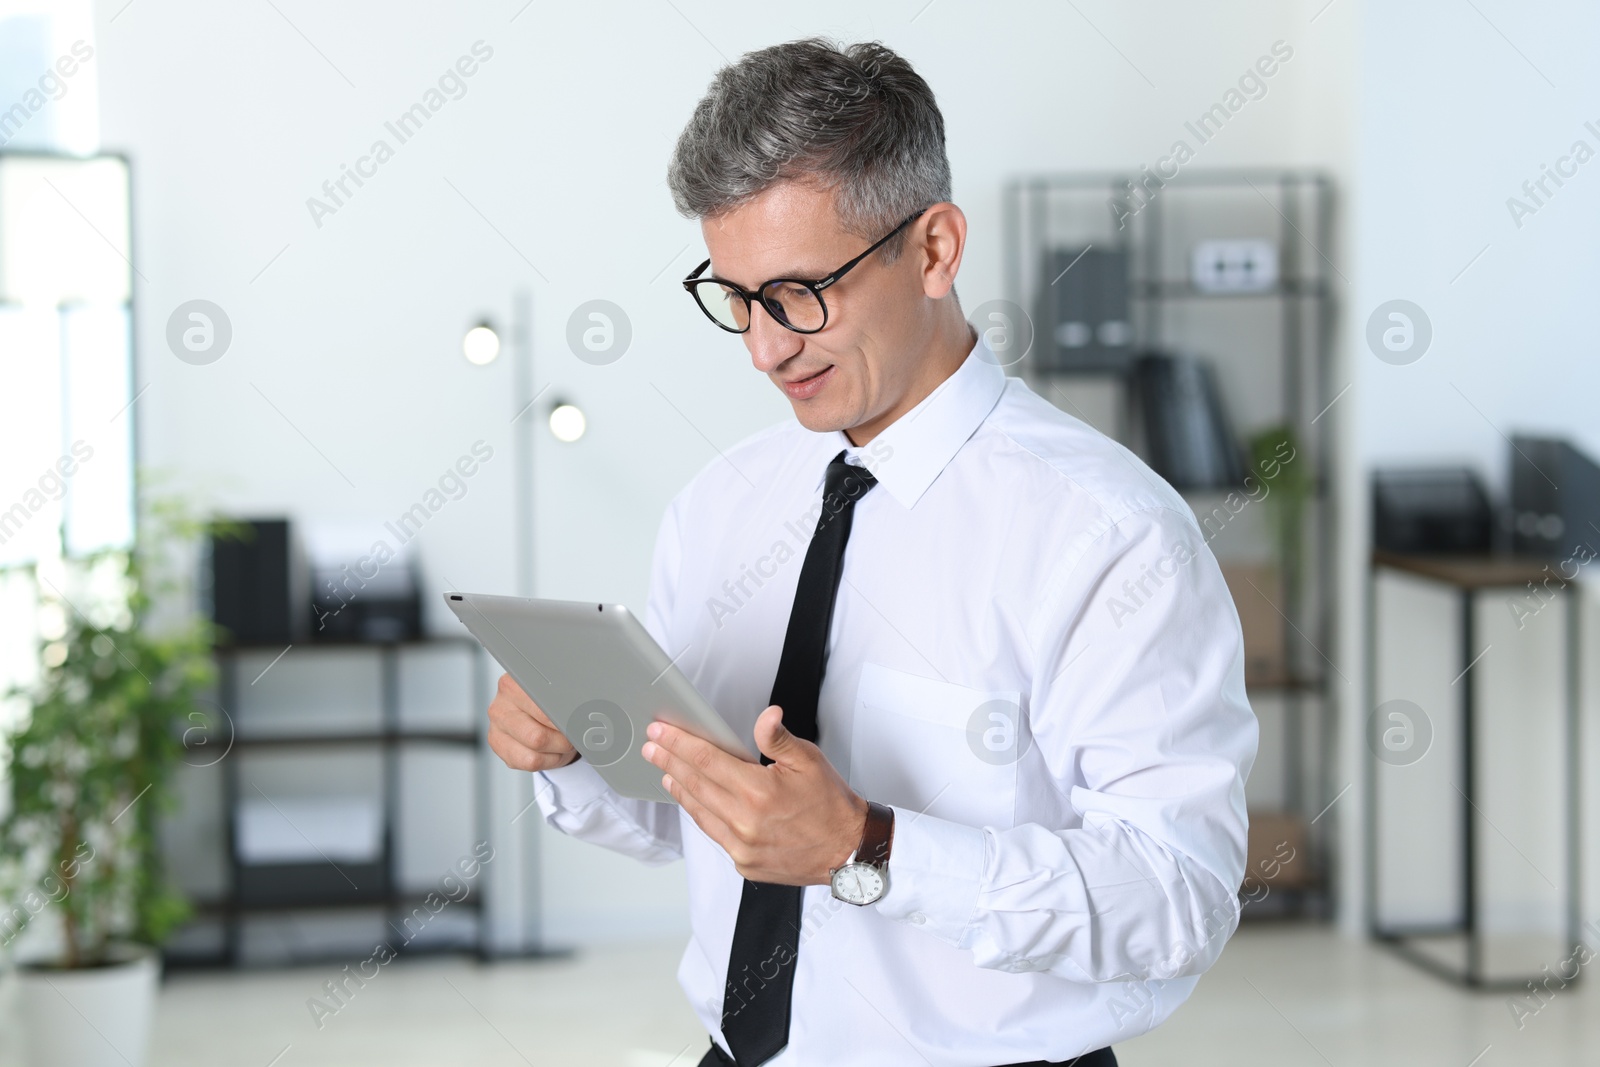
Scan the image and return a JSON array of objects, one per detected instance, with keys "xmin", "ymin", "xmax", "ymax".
[{"xmin": 743, "ymin": 301, "xmax": 804, "ymax": 374}]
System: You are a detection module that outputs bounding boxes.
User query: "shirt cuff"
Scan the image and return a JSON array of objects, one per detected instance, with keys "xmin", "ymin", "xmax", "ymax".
[
  {"xmin": 534, "ymin": 757, "xmax": 615, "ymax": 814},
  {"xmin": 875, "ymin": 805, "xmax": 986, "ymax": 947}
]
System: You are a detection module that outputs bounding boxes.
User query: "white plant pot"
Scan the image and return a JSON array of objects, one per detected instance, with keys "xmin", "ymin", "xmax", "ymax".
[{"xmin": 16, "ymin": 942, "xmax": 160, "ymax": 1067}]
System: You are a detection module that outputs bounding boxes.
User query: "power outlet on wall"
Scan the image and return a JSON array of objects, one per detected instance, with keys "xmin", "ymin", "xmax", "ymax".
[{"xmin": 1190, "ymin": 239, "xmax": 1279, "ymax": 293}]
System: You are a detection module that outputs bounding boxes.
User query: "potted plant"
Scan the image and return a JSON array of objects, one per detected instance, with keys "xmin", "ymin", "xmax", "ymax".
[{"xmin": 0, "ymin": 498, "xmax": 217, "ymax": 1067}]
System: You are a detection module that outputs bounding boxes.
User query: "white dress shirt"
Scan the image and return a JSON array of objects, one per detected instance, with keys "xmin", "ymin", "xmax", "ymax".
[{"xmin": 534, "ymin": 331, "xmax": 1258, "ymax": 1065}]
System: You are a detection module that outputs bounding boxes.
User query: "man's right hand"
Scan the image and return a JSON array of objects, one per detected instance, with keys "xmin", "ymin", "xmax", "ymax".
[{"xmin": 487, "ymin": 673, "xmax": 581, "ymax": 772}]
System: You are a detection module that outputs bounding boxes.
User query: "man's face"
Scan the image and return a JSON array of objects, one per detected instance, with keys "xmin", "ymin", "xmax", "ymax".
[{"xmin": 700, "ymin": 181, "xmax": 934, "ymax": 443}]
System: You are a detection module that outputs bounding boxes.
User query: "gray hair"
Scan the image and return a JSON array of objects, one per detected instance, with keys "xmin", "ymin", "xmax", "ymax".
[{"xmin": 667, "ymin": 38, "xmax": 951, "ymax": 263}]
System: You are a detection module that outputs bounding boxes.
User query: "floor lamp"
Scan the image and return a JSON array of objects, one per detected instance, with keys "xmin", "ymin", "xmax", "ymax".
[{"xmin": 462, "ymin": 285, "xmax": 554, "ymax": 957}]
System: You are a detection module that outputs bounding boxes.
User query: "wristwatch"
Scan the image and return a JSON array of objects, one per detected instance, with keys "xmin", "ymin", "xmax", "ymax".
[{"xmin": 829, "ymin": 800, "xmax": 894, "ymax": 906}]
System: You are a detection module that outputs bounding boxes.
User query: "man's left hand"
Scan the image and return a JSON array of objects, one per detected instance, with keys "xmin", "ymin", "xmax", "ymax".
[{"xmin": 642, "ymin": 704, "xmax": 867, "ymax": 886}]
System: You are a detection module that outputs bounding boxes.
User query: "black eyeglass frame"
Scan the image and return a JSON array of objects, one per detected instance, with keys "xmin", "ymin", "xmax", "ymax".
[{"xmin": 681, "ymin": 207, "xmax": 929, "ymax": 335}]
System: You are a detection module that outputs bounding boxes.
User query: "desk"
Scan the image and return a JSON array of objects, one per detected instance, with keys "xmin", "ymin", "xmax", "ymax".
[{"xmin": 1365, "ymin": 551, "xmax": 1582, "ymax": 990}]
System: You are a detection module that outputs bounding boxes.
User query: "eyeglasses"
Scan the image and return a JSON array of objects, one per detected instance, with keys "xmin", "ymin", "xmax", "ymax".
[{"xmin": 682, "ymin": 208, "xmax": 928, "ymax": 335}]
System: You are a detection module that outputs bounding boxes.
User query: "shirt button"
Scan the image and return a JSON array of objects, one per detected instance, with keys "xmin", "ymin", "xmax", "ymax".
[{"xmin": 907, "ymin": 912, "xmax": 927, "ymax": 925}]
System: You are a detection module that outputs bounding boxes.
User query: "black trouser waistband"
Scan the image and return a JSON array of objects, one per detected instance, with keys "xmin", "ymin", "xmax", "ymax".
[{"xmin": 698, "ymin": 1038, "xmax": 1118, "ymax": 1067}]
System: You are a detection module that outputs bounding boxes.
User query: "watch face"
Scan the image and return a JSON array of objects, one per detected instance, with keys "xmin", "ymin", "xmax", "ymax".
[{"xmin": 831, "ymin": 862, "xmax": 885, "ymax": 905}]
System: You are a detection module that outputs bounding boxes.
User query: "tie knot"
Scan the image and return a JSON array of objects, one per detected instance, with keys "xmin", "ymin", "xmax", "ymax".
[{"xmin": 824, "ymin": 451, "xmax": 877, "ymax": 499}]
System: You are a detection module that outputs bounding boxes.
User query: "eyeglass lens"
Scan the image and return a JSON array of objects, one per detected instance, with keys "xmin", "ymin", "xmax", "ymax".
[{"xmin": 691, "ymin": 279, "xmax": 826, "ymax": 333}]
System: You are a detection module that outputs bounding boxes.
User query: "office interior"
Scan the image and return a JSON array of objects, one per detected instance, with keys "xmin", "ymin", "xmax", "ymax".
[{"xmin": 1, "ymin": 1, "xmax": 1597, "ymax": 1064}]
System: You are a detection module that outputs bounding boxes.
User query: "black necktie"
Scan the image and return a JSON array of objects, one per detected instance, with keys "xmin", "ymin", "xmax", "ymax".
[{"xmin": 720, "ymin": 451, "xmax": 878, "ymax": 1067}]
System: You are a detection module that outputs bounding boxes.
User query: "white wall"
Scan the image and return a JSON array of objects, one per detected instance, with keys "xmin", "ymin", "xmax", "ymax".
[
  {"xmin": 1340, "ymin": 0, "xmax": 1600, "ymax": 939},
  {"xmin": 93, "ymin": 0, "xmax": 1368, "ymax": 945}
]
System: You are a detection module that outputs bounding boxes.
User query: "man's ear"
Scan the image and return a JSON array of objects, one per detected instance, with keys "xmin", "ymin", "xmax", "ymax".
[{"xmin": 916, "ymin": 202, "xmax": 966, "ymax": 300}]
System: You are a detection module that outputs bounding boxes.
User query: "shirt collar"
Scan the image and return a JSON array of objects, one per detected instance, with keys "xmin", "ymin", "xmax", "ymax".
[{"xmin": 815, "ymin": 329, "xmax": 1007, "ymax": 509}]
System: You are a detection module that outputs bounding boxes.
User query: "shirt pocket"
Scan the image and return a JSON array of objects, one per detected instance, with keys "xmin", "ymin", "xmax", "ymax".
[{"xmin": 848, "ymin": 662, "xmax": 1025, "ymax": 831}]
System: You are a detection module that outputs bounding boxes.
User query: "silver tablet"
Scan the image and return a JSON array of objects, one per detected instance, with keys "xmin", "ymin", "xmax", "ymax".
[{"xmin": 445, "ymin": 592, "xmax": 757, "ymax": 804}]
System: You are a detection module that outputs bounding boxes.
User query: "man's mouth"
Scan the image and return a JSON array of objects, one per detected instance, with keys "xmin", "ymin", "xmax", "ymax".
[{"xmin": 780, "ymin": 365, "xmax": 834, "ymax": 401}]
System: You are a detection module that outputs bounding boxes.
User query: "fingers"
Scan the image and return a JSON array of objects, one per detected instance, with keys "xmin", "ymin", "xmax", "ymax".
[
  {"xmin": 642, "ymin": 721, "xmax": 742, "ymax": 820},
  {"xmin": 662, "ymin": 773, "xmax": 737, "ymax": 853},
  {"xmin": 487, "ymin": 722, "xmax": 577, "ymax": 772},
  {"xmin": 487, "ymin": 673, "xmax": 576, "ymax": 771},
  {"xmin": 649, "ymin": 712, "xmax": 856, "ymax": 884},
  {"xmin": 494, "ymin": 672, "xmax": 563, "ymax": 732},
  {"xmin": 660, "ymin": 765, "xmax": 775, "ymax": 877},
  {"xmin": 488, "ymin": 692, "xmax": 571, "ymax": 756},
  {"xmin": 753, "ymin": 704, "xmax": 807, "ymax": 765}
]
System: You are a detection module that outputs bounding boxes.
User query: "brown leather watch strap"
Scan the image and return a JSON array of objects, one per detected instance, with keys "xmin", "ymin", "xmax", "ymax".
[{"xmin": 857, "ymin": 800, "xmax": 894, "ymax": 867}]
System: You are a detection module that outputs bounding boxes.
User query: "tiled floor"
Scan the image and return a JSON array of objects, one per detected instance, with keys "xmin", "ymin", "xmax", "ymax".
[{"xmin": 4, "ymin": 924, "xmax": 1596, "ymax": 1065}]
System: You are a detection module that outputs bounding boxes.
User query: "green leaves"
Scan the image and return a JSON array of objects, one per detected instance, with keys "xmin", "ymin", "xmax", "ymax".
[
  {"xmin": 1, "ymin": 498, "xmax": 216, "ymax": 966},
  {"xmin": 1247, "ymin": 423, "xmax": 1312, "ymax": 609}
]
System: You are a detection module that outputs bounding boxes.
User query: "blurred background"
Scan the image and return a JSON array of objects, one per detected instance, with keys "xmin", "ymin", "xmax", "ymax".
[{"xmin": 1, "ymin": 0, "xmax": 1598, "ymax": 1064}]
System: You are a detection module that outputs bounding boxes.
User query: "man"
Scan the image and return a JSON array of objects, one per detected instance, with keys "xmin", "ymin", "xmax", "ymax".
[{"xmin": 488, "ymin": 38, "xmax": 1256, "ymax": 1067}]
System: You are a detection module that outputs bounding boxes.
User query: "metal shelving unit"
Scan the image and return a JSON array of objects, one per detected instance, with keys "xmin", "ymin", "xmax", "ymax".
[
  {"xmin": 1004, "ymin": 169, "xmax": 1338, "ymax": 917},
  {"xmin": 171, "ymin": 636, "xmax": 493, "ymax": 967}
]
